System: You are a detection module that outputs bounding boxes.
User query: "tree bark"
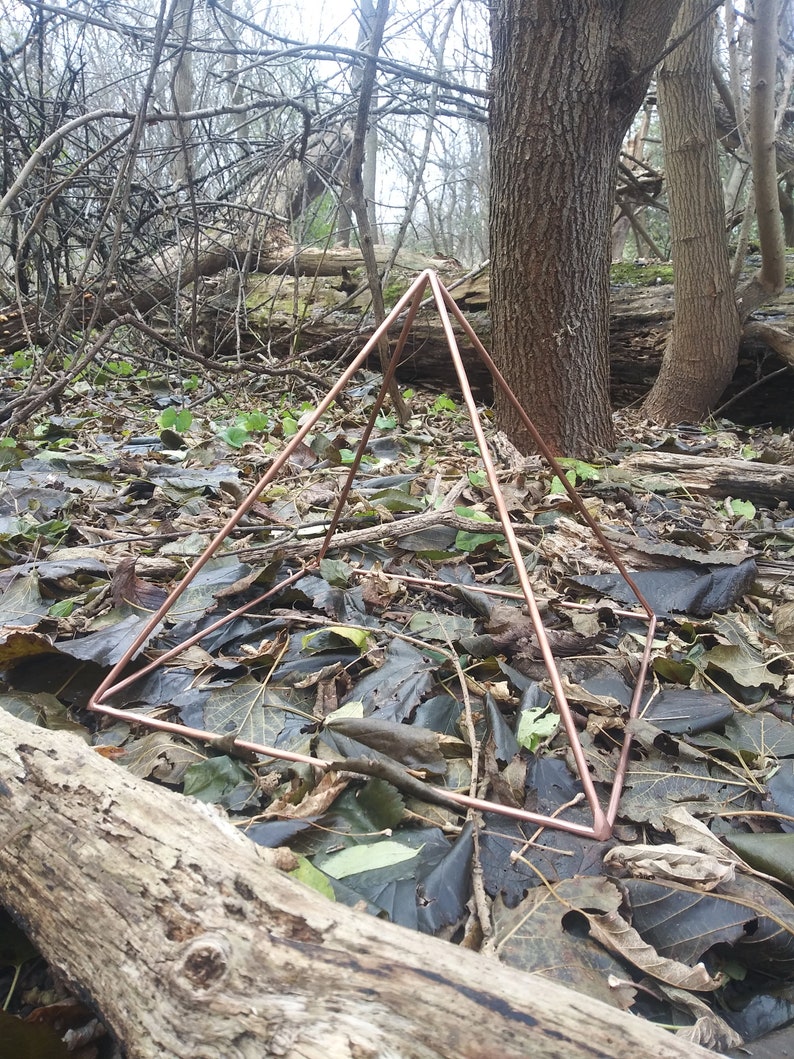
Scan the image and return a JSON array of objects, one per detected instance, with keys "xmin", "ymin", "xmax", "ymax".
[
  {"xmin": 735, "ymin": 0, "xmax": 787, "ymax": 317},
  {"xmin": 643, "ymin": 0, "xmax": 743, "ymax": 422},
  {"xmin": 618, "ymin": 449, "xmax": 794, "ymax": 505},
  {"xmin": 489, "ymin": 0, "xmax": 682, "ymax": 457},
  {"xmin": 0, "ymin": 711, "xmax": 718, "ymax": 1059}
]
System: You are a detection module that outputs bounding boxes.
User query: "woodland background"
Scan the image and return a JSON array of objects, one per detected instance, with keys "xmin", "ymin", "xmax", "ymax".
[{"xmin": 4, "ymin": 2, "xmax": 794, "ymax": 1058}]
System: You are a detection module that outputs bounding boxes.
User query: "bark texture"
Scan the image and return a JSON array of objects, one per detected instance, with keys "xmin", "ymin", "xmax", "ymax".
[
  {"xmin": 736, "ymin": 0, "xmax": 787, "ymax": 317},
  {"xmin": 643, "ymin": 0, "xmax": 743, "ymax": 422},
  {"xmin": 0, "ymin": 711, "xmax": 718, "ymax": 1059},
  {"xmin": 489, "ymin": 0, "xmax": 682, "ymax": 456},
  {"xmin": 619, "ymin": 449, "xmax": 794, "ymax": 505}
]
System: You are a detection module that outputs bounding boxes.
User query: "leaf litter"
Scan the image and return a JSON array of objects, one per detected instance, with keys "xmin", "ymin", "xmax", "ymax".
[{"xmin": 3, "ymin": 374, "xmax": 794, "ymax": 1051}]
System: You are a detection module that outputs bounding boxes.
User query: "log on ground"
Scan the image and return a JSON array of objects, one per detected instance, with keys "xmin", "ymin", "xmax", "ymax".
[
  {"xmin": 619, "ymin": 450, "xmax": 794, "ymax": 504},
  {"xmin": 0, "ymin": 712, "xmax": 718, "ymax": 1059}
]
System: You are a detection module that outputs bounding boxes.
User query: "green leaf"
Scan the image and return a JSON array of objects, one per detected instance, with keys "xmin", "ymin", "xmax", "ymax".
[
  {"xmin": 183, "ymin": 756, "xmax": 251, "ymax": 803},
  {"xmin": 549, "ymin": 470, "xmax": 577, "ymax": 494},
  {"xmin": 454, "ymin": 529, "xmax": 504, "ymax": 552},
  {"xmin": 281, "ymin": 416, "xmax": 299, "ymax": 436},
  {"xmin": 557, "ymin": 457, "xmax": 601, "ymax": 483},
  {"xmin": 302, "ymin": 625, "xmax": 371, "ymax": 653},
  {"xmin": 453, "ymin": 505, "xmax": 494, "ymax": 523},
  {"xmin": 318, "ymin": 558, "xmax": 353, "ymax": 587},
  {"xmin": 367, "ymin": 488, "xmax": 425, "ymax": 513},
  {"xmin": 516, "ymin": 704, "xmax": 559, "ymax": 751},
  {"xmin": 431, "ymin": 394, "xmax": 457, "ymax": 414},
  {"xmin": 724, "ymin": 832, "xmax": 794, "ymax": 887},
  {"xmin": 726, "ymin": 498, "xmax": 756, "ymax": 520},
  {"xmin": 158, "ymin": 407, "xmax": 192, "ymax": 432},
  {"xmin": 241, "ymin": 410, "xmax": 269, "ymax": 432},
  {"xmin": 321, "ymin": 840, "xmax": 421, "ymax": 879},
  {"xmin": 290, "ymin": 856, "xmax": 336, "ymax": 900},
  {"xmin": 652, "ymin": 657, "xmax": 696, "ymax": 684},
  {"xmin": 468, "ymin": 469, "xmax": 487, "ymax": 488},
  {"xmin": 218, "ymin": 425, "xmax": 250, "ymax": 449},
  {"xmin": 48, "ymin": 599, "xmax": 75, "ymax": 618}
]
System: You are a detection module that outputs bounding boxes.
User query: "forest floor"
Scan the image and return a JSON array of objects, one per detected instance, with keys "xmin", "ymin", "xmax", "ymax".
[{"xmin": 3, "ymin": 298, "xmax": 794, "ymax": 1056}]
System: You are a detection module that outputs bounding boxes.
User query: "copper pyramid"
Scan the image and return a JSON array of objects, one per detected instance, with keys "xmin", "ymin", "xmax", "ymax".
[{"xmin": 89, "ymin": 270, "xmax": 656, "ymax": 841}]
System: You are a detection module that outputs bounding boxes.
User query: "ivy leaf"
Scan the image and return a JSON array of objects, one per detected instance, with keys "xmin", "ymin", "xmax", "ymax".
[{"xmin": 321, "ymin": 840, "xmax": 422, "ymax": 879}]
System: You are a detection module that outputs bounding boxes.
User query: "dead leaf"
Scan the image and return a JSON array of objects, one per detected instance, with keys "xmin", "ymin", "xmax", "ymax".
[
  {"xmin": 585, "ymin": 908, "xmax": 724, "ymax": 990},
  {"xmin": 604, "ymin": 843, "xmax": 735, "ymax": 890},
  {"xmin": 266, "ymin": 770, "xmax": 350, "ymax": 819}
]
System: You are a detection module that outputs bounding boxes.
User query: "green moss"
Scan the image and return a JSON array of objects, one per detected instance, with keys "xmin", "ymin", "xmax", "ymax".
[
  {"xmin": 610, "ymin": 262, "xmax": 674, "ymax": 285},
  {"xmin": 382, "ymin": 279, "xmax": 411, "ymax": 307}
]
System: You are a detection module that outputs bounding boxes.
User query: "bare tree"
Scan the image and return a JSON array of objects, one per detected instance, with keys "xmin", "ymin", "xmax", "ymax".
[
  {"xmin": 489, "ymin": 0, "xmax": 682, "ymax": 456},
  {"xmin": 645, "ymin": 0, "xmax": 789, "ymax": 423},
  {"xmin": 643, "ymin": 0, "xmax": 742, "ymax": 421}
]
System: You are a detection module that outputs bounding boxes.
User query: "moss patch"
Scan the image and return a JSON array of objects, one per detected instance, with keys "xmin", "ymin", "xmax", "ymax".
[{"xmin": 610, "ymin": 262, "xmax": 674, "ymax": 286}]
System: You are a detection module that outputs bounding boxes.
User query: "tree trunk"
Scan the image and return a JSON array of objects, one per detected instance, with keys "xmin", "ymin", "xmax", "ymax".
[
  {"xmin": 0, "ymin": 712, "xmax": 715, "ymax": 1059},
  {"xmin": 643, "ymin": 0, "xmax": 743, "ymax": 422},
  {"xmin": 735, "ymin": 0, "xmax": 787, "ymax": 317},
  {"xmin": 488, "ymin": 0, "xmax": 682, "ymax": 457}
]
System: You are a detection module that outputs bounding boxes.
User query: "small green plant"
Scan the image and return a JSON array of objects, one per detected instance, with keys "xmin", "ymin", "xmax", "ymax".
[
  {"xmin": 11, "ymin": 349, "xmax": 34, "ymax": 371},
  {"xmin": 721, "ymin": 498, "xmax": 756, "ymax": 521},
  {"xmin": 430, "ymin": 394, "xmax": 458, "ymax": 415},
  {"xmin": 103, "ymin": 358, "xmax": 135, "ymax": 377},
  {"xmin": 516, "ymin": 704, "xmax": 559, "ymax": 751},
  {"xmin": 158, "ymin": 407, "xmax": 193, "ymax": 432},
  {"xmin": 218, "ymin": 424, "xmax": 250, "ymax": 449},
  {"xmin": 549, "ymin": 458, "xmax": 601, "ymax": 495},
  {"xmin": 240, "ymin": 410, "xmax": 269, "ymax": 432}
]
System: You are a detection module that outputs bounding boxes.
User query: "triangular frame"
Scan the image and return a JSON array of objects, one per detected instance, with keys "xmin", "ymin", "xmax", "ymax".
[{"xmin": 89, "ymin": 270, "xmax": 656, "ymax": 841}]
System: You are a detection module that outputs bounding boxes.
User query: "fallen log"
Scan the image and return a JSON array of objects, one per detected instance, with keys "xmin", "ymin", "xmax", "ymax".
[
  {"xmin": 618, "ymin": 450, "xmax": 794, "ymax": 505},
  {"xmin": 0, "ymin": 711, "xmax": 716, "ymax": 1059}
]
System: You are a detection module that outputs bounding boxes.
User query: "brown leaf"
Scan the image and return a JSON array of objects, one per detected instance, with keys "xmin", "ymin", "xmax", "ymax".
[
  {"xmin": 585, "ymin": 908, "xmax": 724, "ymax": 991},
  {"xmin": 109, "ymin": 557, "xmax": 167, "ymax": 610},
  {"xmin": 604, "ymin": 844, "xmax": 735, "ymax": 891}
]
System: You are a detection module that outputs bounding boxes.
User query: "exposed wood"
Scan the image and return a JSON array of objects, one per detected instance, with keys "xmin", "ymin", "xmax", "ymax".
[
  {"xmin": 743, "ymin": 320, "xmax": 794, "ymax": 367},
  {"xmin": 200, "ymin": 279, "xmax": 674, "ymax": 401},
  {"xmin": 0, "ymin": 711, "xmax": 718, "ymax": 1059},
  {"xmin": 619, "ymin": 450, "xmax": 794, "ymax": 504}
]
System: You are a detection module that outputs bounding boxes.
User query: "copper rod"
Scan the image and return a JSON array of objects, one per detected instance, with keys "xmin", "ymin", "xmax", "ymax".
[
  {"xmin": 436, "ymin": 281, "xmax": 655, "ymax": 621},
  {"xmin": 89, "ymin": 704, "xmax": 601, "ymax": 836},
  {"xmin": 89, "ymin": 271, "xmax": 437, "ymax": 711},
  {"xmin": 318, "ymin": 276, "xmax": 430, "ymax": 557},
  {"xmin": 427, "ymin": 271, "xmax": 610, "ymax": 838},
  {"xmin": 87, "ymin": 269, "xmax": 656, "ymax": 842},
  {"xmin": 91, "ymin": 565, "xmax": 312, "ymax": 701}
]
